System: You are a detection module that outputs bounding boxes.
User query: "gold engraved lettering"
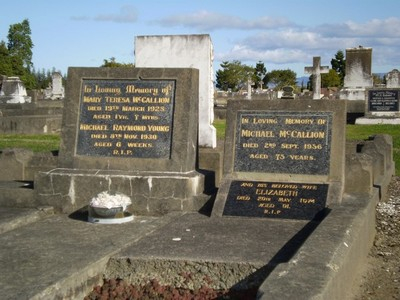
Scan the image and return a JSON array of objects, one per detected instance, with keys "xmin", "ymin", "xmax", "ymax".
[
  {"xmin": 94, "ymin": 142, "xmax": 112, "ymax": 147},
  {"xmin": 147, "ymin": 106, "xmax": 166, "ymax": 112},
  {"xmin": 259, "ymin": 203, "xmax": 275, "ymax": 208},
  {"xmin": 278, "ymin": 197, "xmax": 291, "ymax": 203},
  {"xmin": 125, "ymin": 85, "xmax": 159, "ymax": 95},
  {"xmin": 127, "ymin": 142, "xmax": 153, "ymax": 148},
  {"xmin": 141, "ymin": 134, "xmax": 157, "ymax": 140},
  {"xmin": 90, "ymin": 134, "xmax": 108, "ymax": 139},
  {"xmin": 142, "ymin": 115, "xmax": 160, "ymax": 120},
  {"xmin": 264, "ymin": 209, "xmax": 281, "ymax": 215},
  {"xmin": 123, "ymin": 134, "xmax": 138, "ymax": 139},
  {"xmin": 105, "ymin": 106, "xmax": 120, "ymax": 112},
  {"xmin": 241, "ymin": 182, "xmax": 254, "ymax": 187},
  {"xmin": 281, "ymin": 143, "xmax": 299, "ymax": 149},
  {"xmin": 249, "ymin": 154, "xmax": 269, "ymax": 159},
  {"xmin": 303, "ymin": 144, "xmax": 322, "ymax": 150},
  {"xmin": 289, "ymin": 155, "xmax": 315, "ymax": 161},
  {"xmin": 257, "ymin": 196, "xmax": 271, "ymax": 202},
  {"xmin": 121, "ymin": 106, "xmax": 145, "ymax": 112},
  {"xmin": 105, "ymin": 96, "xmax": 130, "ymax": 103},
  {"xmin": 256, "ymin": 189, "xmax": 298, "ymax": 197},
  {"xmin": 300, "ymin": 198, "xmax": 316, "ymax": 204},
  {"xmin": 243, "ymin": 143, "xmax": 259, "ymax": 148},
  {"xmin": 285, "ymin": 118, "xmax": 314, "ymax": 125},
  {"xmin": 241, "ymin": 130, "xmax": 275, "ymax": 138},
  {"xmin": 95, "ymin": 85, "xmax": 121, "ymax": 94},
  {"xmin": 87, "ymin": 106, "xmax": 102, "ymax": 111},
  {"xmin": 115, "ymin": 114, "xmax": 129, "ymax": 120},
  {"xmin": 93, "ymin": 114, "xmax": 111, "ymax": 120},
  {"xmin": 252, "ymin": 117, "xmax": 278, "ymax": 124},
  {"xmin": 279, "ymin": 130, "xmax": 325, "ymax": 139},
  {"xmin": 271, "ymin": 184, "xmax": 298, "ymax": 189},
  {"xmin": 83, "ymin": 96, "xmax": 101, "ymax": 103},
  {"xmin": 113, "ymin": 149, "xmax": 133, "ymax": 155},
  {"xmin": 147, "ymin": 125, "xmax": 169, "ymax": 132},
  {"xmin": 112, "ymin": 125, "xmax": 146, "ymax": 131},
  {"xmin": 236, "ymin": 195, "xmax": 250, "ymax": 201},
  {"xmin": 132, "ymin": 97, "xmax": 170, "ymax": 104},
  {"xmin": 80, "ymin": 124, "xmax": 108, "ymax": 131}
]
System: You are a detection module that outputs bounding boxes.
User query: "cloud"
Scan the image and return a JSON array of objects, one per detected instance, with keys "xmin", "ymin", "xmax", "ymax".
[
  {"xmin": 154, "ymin": 10, "xmax": 293, "ymax": 31},
  {"xmin": 71, "ymin": 5, "xmax": 138, "ymax": 23}
]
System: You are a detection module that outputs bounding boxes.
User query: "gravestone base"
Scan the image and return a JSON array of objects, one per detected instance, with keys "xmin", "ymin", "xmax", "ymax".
[
  {"xmin": 355, "ymin": 117, "xmax": 400, "ymax": 124},
  {"xmin": 34, "ymin": 169, "xmax": 209, "ymax": 215}
]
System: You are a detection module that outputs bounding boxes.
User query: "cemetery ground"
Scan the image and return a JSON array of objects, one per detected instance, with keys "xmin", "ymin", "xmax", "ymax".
[{"xmin": 0, "ymin": 124, "xmax": 399, "ymax": 299}]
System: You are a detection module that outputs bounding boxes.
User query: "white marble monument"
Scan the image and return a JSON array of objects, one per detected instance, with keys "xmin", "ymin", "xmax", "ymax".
[
  {"xmin": 135, "ymin": 34, "xmax": 217, "ymax": 148},
  {"xmin": 0, "ymin": 76, "xmax": 31, "ymax": 104}
]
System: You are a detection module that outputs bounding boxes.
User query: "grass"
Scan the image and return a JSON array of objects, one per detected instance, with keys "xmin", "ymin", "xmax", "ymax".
[
  {"xmin": 0, "ymin": 122, "xmax": 399, "ymax": 175},
  {"xmin": 0, "ymin": 134, "xmax": 60, "ymax": 153}
]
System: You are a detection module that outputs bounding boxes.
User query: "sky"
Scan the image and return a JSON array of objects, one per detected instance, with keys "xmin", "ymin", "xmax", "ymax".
[{"xmin": 1, "ymin": 0, "xmax": 400, "ymax": 78}]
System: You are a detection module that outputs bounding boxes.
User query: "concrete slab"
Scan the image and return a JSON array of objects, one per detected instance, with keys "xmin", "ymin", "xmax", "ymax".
[{"xmin": 0, "ymin": 210, "xmax": 181, "ymax": 300}]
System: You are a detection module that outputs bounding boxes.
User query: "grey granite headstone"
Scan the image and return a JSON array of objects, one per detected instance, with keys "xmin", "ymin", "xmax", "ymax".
[
  {"xmin": 35, "ymin": 67, "xmax": 209, "ymax": 215},
  {"xmin": 212, "ymin": 99, "xmax": 346, "ymax": 220}
]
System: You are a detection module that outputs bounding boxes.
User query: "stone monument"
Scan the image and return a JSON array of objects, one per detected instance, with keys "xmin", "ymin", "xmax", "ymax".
[
  {"xmin": 212, "ymin": 99, "xmax": 346, "ymax": 219},
  {"xmin": 135, "ymin": 34, "xmax": 217, "ymax": 148},
  {"xmin": 386, "ymin": 69, "xmax": 400, "ymax": 88},
  {"xmin": 355, "ymin": 88, "xmax": 400, "ymax": 124},
  {"xmin": 339, "ymin": 46, "xmax": 373, "ymax": 101},
  {"xmin": 44, "ymin": 72, "xmax": 65, "ymax": 100},
  {"xmin": 304, "ymin": 56, "xmax": 329, "ymax": 100},
  {"xmin": 35, "ymin": 67, "xmax": 210, "ymax": 215},
  {"xmin": 0, "ymin": 76, "xmax": 31, "ymax": 104}
]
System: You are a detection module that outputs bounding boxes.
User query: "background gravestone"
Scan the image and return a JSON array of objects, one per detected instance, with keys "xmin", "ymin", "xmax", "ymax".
[
  {"xmin": 35, "ymin": 67, "xmax": 209, "ymax": 215},
  {"xmin": 135, "ymin": 34, "xmax": 217, "ymax": 148},
  {"xmin": 212, "ymin": 99, "xmax": 346, "ymax": 220}
]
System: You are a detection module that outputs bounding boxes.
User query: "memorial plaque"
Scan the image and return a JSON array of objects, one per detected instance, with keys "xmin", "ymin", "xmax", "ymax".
[
  {"xmin": 222, "ymin": 180, "xmax": 328, "ymax": 220},
  {"xmin": 368, "ymin": 90, "xmax": 399, "ymax": 112},
  {"xmin": 234, "ymin": 111, "xmax": 332, "ymax": 175},
  {"xmin": 76, "ymin": 79, "xmax": 175, "ymax": 158}
]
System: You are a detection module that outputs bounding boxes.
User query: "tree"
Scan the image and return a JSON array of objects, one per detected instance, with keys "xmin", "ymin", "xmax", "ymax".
[
  {"xmin": 263, "ymin": 69, "xmax": 297, "ymax": 90},
  {"xmin": 100, "ymin": 57, "xmax": 134, "ymax": 68},
  {"xmin": 216, "ymin": 60, "xmax": 254, "ymax": 92},
  {"xmin": 7, "ymin": 19, "xmax": 34, "ymax": 70},
  {"xmin": 0, "ymin": 41, "xmax": 13, "ymax": 76},
  {"xmin": 321, "ymin": 69, "xmax": 341, "ymax": 88},
  {"xmin": 331, "ymin": 50, "xmax": 345, "ymax": 86},
  {"xmin": 254, "ymin": 61, "xmax": 267, "ymax": 89}
]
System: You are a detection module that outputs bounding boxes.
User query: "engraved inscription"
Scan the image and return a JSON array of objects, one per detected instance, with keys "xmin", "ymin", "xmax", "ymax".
[
  {"xmin": 234, "ymin": 111, "xmax": 332, "ymax": 175},
  {"xmin": 223, "ymin": 180, "xmax": 328, "ymax": 220},
  {"xmin": 76, "ymin": 79, "xmax": 175, "ymax": 158},
  {"xmin": 368, "ymin": 90, "xmax": 399, "ymax": 112}
]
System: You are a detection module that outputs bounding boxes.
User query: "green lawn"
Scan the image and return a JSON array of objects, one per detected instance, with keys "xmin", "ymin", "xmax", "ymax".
[{"xmin": 0, "ymin": 122, "xmax": 399, "ymax": 175}]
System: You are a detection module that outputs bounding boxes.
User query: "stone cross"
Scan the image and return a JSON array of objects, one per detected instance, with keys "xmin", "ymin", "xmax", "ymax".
[{"xmin": 305, "ymin": 57, "xmax": 329, "ymax": 100}]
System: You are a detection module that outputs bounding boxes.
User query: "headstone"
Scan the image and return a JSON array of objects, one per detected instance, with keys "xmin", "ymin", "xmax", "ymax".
[
  {"xmin": 212, "ymin": 99, "xmax": 346, "ymax": 220},
  {"xmin": 355, "ymin": 88, "xmax": 400, "ymax": 124},
  {"xmin": 0, "ymin": 76, "xmax": 31, "ymax": 103},
  {"xmin": 280, "ymin": 86, "xmax": 295, "ymax": 99},
  {"xmin": 386, "ymin": 69, "xmax": 400, "ymax": 88},
  {"xmin": 135, "ymin": 34, "xmax": 217, "ymax": 148},
  {"xmin": 339, "ymin": 46, "xmax": 373, "ymax": 101},
  {"xmin": 304, "ymin": 57, "xmax": 329, "ymax": 100},
  {"xmin": 44, "ymin": 72, "xmax": 65, "ymax": 100},
  {"xmin": 35, "ymin": 67, "xmax": 210, "ymax": 215}
]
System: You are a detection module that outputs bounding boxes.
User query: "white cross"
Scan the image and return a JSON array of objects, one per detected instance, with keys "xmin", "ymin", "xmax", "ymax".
[{"xmin": 305, "ymin": 57, "xmax": 329, "ymax": 100}]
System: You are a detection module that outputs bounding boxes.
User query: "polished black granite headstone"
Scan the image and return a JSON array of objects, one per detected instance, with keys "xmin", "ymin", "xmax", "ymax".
[
  {"xmin": 234, "ymin": 111, "xmax": 332, "ymax": 175},
  {"xmin": 76, "ymin": 79, "xmax": 175, "ymax": 158},
  {"xmin": 222, "ymin": 180, "xmax": 328, "ymax": 220},
  {"xmin": 368, "ymin": 90, "xmax": 399, "ymax": 112}
]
